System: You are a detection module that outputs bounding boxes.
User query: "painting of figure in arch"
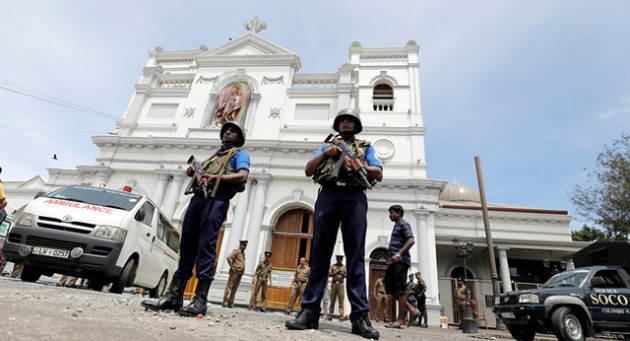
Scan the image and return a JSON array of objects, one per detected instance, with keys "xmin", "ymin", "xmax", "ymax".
[{"xmin": 213, "ymin": 82, "xmax": 251, "ymax": 125}]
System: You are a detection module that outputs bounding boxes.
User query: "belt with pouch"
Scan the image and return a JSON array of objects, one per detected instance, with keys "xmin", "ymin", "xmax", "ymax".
[
  {"xmin": 258, "ymin": 275, "xmax": 268, "ymax": 279},
  {"xmin": 332, "ymin": 280, "xmax": 344, "ymax": 285}
]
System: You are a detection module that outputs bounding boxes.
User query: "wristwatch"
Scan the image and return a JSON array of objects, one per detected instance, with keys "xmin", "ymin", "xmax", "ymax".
[{"xmin": 394, "ymin": 253, "xmax": 401, "ymax": 258}]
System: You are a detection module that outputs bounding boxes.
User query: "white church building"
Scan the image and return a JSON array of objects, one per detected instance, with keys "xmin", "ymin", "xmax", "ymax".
[{"xmin": 5, "ymin": 20, "xmax": 585, "ymax": 327}]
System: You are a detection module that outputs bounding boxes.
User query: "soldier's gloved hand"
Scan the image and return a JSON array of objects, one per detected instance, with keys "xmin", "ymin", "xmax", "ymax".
[{"xmin": 324, "ymin": 145, "xmax": 342, "ymax": 157}]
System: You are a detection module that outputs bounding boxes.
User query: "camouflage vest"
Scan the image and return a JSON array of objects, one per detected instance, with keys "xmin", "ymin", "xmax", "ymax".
[
  {"xmin": 313, "ymin": 139, "xmax": 371, "ymax": 189},
  {"xmin": 198, "ymin": 147, "xmax": 245, "ymax": 197}
]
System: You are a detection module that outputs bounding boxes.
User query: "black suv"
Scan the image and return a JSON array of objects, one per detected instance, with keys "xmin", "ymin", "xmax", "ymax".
[{"xmin": 493, "ymin": 241, "xmax": 630, "ymax": 341}]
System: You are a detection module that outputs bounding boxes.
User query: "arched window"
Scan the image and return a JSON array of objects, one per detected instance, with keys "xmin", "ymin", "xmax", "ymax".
[{"xmin": 372, "ymin": 84, "xmax": 394, "ymax": 111}]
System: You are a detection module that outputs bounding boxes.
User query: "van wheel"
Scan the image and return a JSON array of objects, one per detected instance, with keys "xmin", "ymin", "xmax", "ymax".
[
  {"xmin": 110, "ymin": 258, "xmax": 137, "ymax": 294},
  {"xmin": 20, "ymin": 265, "xmax": 42, "ymax": 282},
  {"xmin": 88, "ymin": 278, "xmax": 106, "ymax": 292},
  {"xmin": 149, "ymin": 272, "xmax": 168, "ymax": 298},
  {"xmin": 551, "ymin": 307, "xmax": 585, "ymax": 341},
  {"xmin": 506, "ymin": 325, "xmax": 535, "ymax": 341}
]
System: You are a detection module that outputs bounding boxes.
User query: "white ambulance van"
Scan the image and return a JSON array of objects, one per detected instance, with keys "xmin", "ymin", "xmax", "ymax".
[{"xmin": 1, "ymin": 185, "xmax": 179, "ymax": 297}]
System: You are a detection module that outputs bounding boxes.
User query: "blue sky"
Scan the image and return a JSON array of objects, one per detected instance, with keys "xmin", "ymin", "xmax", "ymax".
[{"xmin": 1, "ymin": 1, "xmax": 629, "ymax": 230}]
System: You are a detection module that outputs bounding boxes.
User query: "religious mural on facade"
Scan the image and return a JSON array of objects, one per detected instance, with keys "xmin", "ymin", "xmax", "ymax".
[{"xmin": 213, "ymin": 82, "xmax": 251, "ymax": 125}]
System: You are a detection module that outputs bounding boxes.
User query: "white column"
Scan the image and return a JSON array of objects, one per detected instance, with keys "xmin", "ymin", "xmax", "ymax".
[
  {"xmin": 162, "ymin": 171, "xmax": 185, "ymax": 220},
  {"xmin": 244, "ymin": 174, "xmax": 272, "ymax": 275},
  {"xmin": 218, "ymin": 177, "xmax": 253, "ymax": 274},
  {"xmin": 415, "ymin": 209, "xmax": 441, "ymax": 326},
  {"xmin": 497, "ymin": 245, "xmax": 512, "ymax": 293},
  {"xmin": 414, "ymin": 209, "xmax": 430, "ymax": 280},
  {"xmin": 152, "ymin": 170, "xmax": 170, "ymax": 208}
]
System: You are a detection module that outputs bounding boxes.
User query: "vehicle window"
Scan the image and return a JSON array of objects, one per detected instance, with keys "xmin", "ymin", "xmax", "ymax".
[
  {"xmin": 45, "ymin": 185, "xmax": 142, "ymax": 211},
  {"xmin": 591, "ymin": 270, "xmax": 627, "ymax": 288},
  {"xmin": 166, "ymin": 229, "xmax": 180, "ymax": 253},
  {"xmin": 543, "ymin": 269, "xmax": 590, "ymax": 288},
  {"xmin": 138, "ymin": 202, "xmax": 155, "ymax": 227},
  {"xmin": 156, "ymin": 215, "xmax": 167, "ymax": 242}
]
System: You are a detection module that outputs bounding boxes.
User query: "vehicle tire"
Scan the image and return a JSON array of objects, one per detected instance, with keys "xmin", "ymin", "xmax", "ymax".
[
  {"xmin": 88, "ymin": 278, "xmax": 107, "ymax": 292},
  {"xmin": 506, "ymin": 325, "xmax": 536, "ymax": 341},
  {"xmin": 109, "ymin": 258, "xmax": 137, "ymax": 294},
  {"xmin": 149, "ymin": 272, "xmax": 168, "ymax": 298},
  {"xmin": 20, "ymin": 265, "xmax": 42, "ymax": 282},
  {"xmin": 551, "ymin": 306, "xmax": 586, "ymax": 341}
]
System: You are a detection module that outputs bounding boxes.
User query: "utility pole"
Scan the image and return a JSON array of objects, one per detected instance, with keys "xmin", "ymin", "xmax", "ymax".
[{"xmin": 474, "ymin": 156, "xmax": 504, "ymax": 330}]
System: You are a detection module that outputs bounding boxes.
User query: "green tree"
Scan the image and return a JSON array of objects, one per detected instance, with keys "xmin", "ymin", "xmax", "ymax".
[
  {"xmin": 570, "ymin": 133, "xmax": 630, "ymax": 240},
  {"xmin": 571, "ymin": 224, "xmax": 606, "ymax": 242}
]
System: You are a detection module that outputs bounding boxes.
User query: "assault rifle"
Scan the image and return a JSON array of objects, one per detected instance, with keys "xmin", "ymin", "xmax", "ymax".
[
  {"xmin": 325, "ymin": 134, "xmax": 377, "ymax": 190},
  {"xmin": 183, "ymin": 155, "xmax": 208, "ymax": 198}
]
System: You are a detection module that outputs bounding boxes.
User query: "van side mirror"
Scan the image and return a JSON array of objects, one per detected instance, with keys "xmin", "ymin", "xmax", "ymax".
[
  {"xmin": 590, "ymin": 276, "xmax": 606, "ymax": 288},
  {"xmin": 34, "ymin": 191, "xmax": 46, "ymax": 199},
  {"xmin": 135, "ymin": 208, "xmax": 146, "ymax": 222}
]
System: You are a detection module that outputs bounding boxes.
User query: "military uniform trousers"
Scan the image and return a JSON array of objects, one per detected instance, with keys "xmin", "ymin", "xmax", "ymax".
[
  {"xmin": 250, "ymin": 277, "xmax": 269, "ymax": 309},
  {"xmin": 300, "ymin": 186, "xmax": 369, "ymax": 322},
  {"xmin": 329, "ymin": 282, "xmax": 345, "ymax": 316},
  {"xmin": 418, "ymin": 295, "xmax": 427, "ymax": 323},
  {"xmin": 223, "ymin": 268, "xmax": 244, "ymax": 306},
  {"xmin": 286, "ymin": 281, "xmax": 307, "ymax": 313},
  {"xmin": 174, "ymin": 192, "xmax": 230, "ymax": 281},
  {"xmin": 375, "ymin": 292, "xmax": 388, "ymax": 321}
]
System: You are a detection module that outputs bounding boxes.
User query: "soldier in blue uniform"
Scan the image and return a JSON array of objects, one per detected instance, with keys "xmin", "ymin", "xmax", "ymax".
[
  {"xmin": 285, "ymin": 108, "xmax": 382, "ymax": 339},
  {"xmin": 142, "ymin": 121, "xmax": 250, "ymax": 317}
]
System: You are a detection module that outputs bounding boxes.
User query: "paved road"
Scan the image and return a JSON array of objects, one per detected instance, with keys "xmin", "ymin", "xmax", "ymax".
[{"xmin": 0, "ymin": 276, "xmax": 596, "ymax": 341}]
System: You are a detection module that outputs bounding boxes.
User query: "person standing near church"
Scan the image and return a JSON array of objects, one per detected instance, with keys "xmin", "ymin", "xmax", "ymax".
[
  {"xmin": 456, "ymin": 277, "xmax": 467, "ymax": 326},
  {"xmin": 328, "ymin": 255, "xmax": 347, "ymax": 321},
  {"xmin": 404, "ymin": 273, "xmax": 417, "ymax": 325},
  {"xmin": 373, "ymin": 273, "xmax": 388, "ymax": 323},
  {"xmin": 223, "ymin": 240, "xmax": 247, "ymax": 308},
  {"xmin": 384, "ymin": 205, "xmax": 419, "ymax": 329},
  {"xmin": 414, "ymin": 272, "xmax": 428, "ymax": 328},
  {"xmin": 286, "ymin": 257, "xmax": 310, "ymax": 314},
  {"xmin": 250, "ymin": 251, "xmax": 273, "ymax": 312},
  {"xmin": 286, "ymin": 108, "xmax": 382, "ymax": 339},
  {"xmin": 142, "ymin": 121, "xmax": 250, "ymax": 317}
]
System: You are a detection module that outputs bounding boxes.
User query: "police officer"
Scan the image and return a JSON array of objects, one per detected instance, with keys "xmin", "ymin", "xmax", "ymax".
[
  {"xmin": 414, "ymin": 272, "xmax": 428, "ymax": 328},
  {"xmin": 328, "ymin": 255, "xmax": 347, "ymax": 320},
  {"xmin": 405, "ymin": 273, "xmax": 417, "ymax": 325},
  {"xmin": 224, "ymin": 240, "xmax": 247, "ymax": 308},
  {"xmin": 286, "ymin": 258, "xmax": 310, "ymax": 314},
  {"xmin": 286, "ymin": 108, "xmax": 382, "ymax": 339},
  {"xmin": 373, "ymin": 273, "xmax": 388, "ymax": 323},
  {"xmin": 250, "ymin": 251, "xmax": 273, "ymax": 312},
  {"xmin": 142, "ymin": 121, "xmax": 250, "ymax": 317}
]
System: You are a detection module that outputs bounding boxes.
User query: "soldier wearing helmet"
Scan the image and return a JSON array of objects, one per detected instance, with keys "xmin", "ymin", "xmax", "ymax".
[
  {"xmin": 142, "ymin": 120, "xmax": 250, "ymax": 317},
  {"xmin": 286, "ymin": 108, "xmax": 382, "ymax": 339}
]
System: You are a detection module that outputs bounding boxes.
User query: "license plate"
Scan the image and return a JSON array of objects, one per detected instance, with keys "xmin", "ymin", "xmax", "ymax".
[
  {"xmin": 501, "ymin": 312, "xmax": 515, "ymax": 319},
  {"xmin": 32, "ymin": 246, "xmax": 70, "ymax": 259}
]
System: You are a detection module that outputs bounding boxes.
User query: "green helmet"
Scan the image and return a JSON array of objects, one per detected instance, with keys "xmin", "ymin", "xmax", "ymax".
[
  {"xmin": 220, "ymin": 121, "xmax": 246, "ymax": 147},
  {"xmin": 333, "ymin": 108, "xmax": 362, "ymax": 134}
]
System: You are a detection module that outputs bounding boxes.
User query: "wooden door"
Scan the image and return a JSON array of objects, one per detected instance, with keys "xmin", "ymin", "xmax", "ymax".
[{"xmin": 265, "ymin": 208, "xmax": 313, "ymax": 309}]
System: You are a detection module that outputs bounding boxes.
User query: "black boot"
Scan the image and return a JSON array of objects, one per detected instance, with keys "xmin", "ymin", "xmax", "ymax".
[
  {"xmin": 351, "ymin": 313, "xmax": 380, "ymax": 339},
  {"xmin": 285, "ymin": 310, "xmax": 319, "ymax": 330},
  {"xmin": 141, "ymin": 277, "xmax": 186, "ymax": 312},
  {"xmin": 178, "ymin": 280, "xmax": 211, "ymax": 317}
]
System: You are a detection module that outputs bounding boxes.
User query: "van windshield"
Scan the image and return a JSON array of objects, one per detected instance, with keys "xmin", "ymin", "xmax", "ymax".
[
  {"xmin": 45, "ymin": 185, "xmax": 142, "ymax": 211},
  {"xmin": 543, "ymin": 269, "xmax": 590, "ymax": 288}
]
